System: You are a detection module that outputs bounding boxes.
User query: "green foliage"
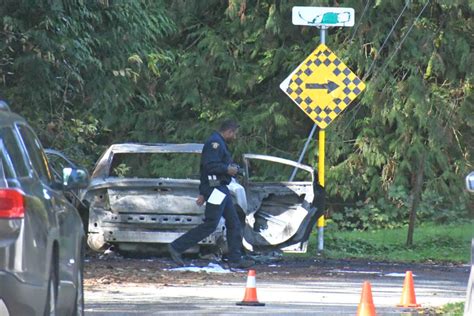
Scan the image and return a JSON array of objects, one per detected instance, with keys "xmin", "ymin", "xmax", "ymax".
[
  {"xmin": 307, "ymin": 221, "xmax": 473, "ymax": 263},
  {"xmin": 0, "ymin": 0, "xmax": 176, "ymax": 165},
  {"xmin": 323, "ymin": 0, "xmax": 473, "ymax": 229},
  {"xmin": 331, "ymin": 184, "xmax": 471, "ymax": 230},
  {"xmin": 433, "ymin": 302, "xmax": 465, "ymax": 315},
  {"xmin": 0, "ymin": 0, "xmax": 472, "ymax": 230},
  {"xmin": 112, "ymin": 163, "xmax": 130, "ymax": 178},
  {"xmin": 331, "ymin": 200, "xmax": 406, "ymax": 230},
  {"xmin": 110, "ymin": 153, "xmax": 201, "ymax": 179}
]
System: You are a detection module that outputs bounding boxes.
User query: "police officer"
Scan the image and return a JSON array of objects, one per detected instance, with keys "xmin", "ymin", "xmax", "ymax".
[{"xmin": 168, "ymin": 119, "xmax": 253, "ymax": 268}]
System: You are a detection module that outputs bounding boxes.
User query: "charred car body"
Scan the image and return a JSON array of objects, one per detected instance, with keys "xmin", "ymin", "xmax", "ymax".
[{"xmin": 83, "ymin": 143, "xmax": 323, "ymax": 255}]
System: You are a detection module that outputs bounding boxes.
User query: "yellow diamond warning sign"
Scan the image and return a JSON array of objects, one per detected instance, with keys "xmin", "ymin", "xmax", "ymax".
[{"xmin": 280, "ymin": 44, "xmax": 366, "ymax": 129}]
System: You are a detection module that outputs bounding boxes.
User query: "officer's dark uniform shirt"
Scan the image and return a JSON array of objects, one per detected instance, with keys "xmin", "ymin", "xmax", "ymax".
[{"xmin": 199, "ymin": 131, "xmax": 233, "ymax": 198}]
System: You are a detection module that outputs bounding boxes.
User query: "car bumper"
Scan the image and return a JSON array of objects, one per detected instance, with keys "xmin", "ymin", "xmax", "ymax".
[
  {"xmin": 102, "ymin": 228, "xmax": 224, "ymax": 244},
  {"xmin": 0, "ymin": 271, "xmax": 46, "ymax": 316}
]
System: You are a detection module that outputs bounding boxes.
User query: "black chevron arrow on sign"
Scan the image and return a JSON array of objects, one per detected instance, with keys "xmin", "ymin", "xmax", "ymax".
[{"xmin": 305, "ymin": 80, "xmax": 339, "ymax": 93}]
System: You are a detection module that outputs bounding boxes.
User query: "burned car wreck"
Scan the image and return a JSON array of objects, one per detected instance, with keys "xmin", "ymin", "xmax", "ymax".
[{"xmin": 82, "ymin": 143, "xmax": 323, "ymax": 256}]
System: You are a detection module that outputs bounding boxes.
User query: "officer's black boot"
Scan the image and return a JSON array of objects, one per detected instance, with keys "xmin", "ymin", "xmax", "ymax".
[
  {"xmin": 168, "ymin": 244, "xmax": 185, "ymax": 266},
  {"xmin": 228, "ymin": 257, "xmax": 255, "ymax": 269}
]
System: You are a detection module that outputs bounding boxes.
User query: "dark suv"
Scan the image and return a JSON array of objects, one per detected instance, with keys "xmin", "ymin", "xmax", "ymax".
[{"xmin": 0, "ymin": 101, "xmax": 89, "ymax": 315}]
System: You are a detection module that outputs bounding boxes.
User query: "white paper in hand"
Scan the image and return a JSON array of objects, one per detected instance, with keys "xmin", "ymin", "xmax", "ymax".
[{"xmin": 207, "ymin": 188, "xmax": 226, "ymax": 205}]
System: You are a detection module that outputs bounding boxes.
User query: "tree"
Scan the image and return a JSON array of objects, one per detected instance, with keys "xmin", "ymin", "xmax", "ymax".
[
  {"xmin": 1, "ymin": 0, "xmax": 471, "ymax": 235},
  {"xmin": 0, "ymin": 0, "xmax": 176, "ymax": 165}
]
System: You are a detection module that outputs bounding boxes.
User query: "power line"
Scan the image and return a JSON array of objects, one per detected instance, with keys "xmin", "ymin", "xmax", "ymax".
[
  {"xmin": 335, "ymin": 0, "xmax": 432, "ymax": 144},
  {"xmin": 293, "ymin": 2, "xmax": 430, "ymax": 158},
  {"xmin": 325, "ymin": 1, "xmax": 412, "ymax": 141},
  {"xmin": 375, "ymin": 0, "xmax": 431, "ymax": 80},
  {"xmin": 294, "ymin": 1, "xmax": 412, "ymax": 157},
  {"xmin": 336, "ymin": 79, "xmax": 391, "ymax": 139},
  {"xmin": 363, "ymin": 0, "xmax": 410, "ymax": 81},
  {"xmin": 348, "ymin": 0, "xmax": 371, "ymax": 43}
]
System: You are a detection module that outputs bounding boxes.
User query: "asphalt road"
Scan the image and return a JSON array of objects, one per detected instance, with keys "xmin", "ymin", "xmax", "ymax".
[{"xmin": 84, "ymin": 259, "xmax": 469, "ymax": 315}]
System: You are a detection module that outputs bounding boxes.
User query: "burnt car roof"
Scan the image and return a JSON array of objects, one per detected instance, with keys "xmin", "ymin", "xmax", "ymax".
[
  {"xmin": 91, "ymin": 143, "xmax": 316, "ymax": 179},
  {"xmin": 107, "ymin": 143, "xmax": 203, "ymax": 153},
  {"xmin": 91, "ymin": 143, "xmax": 204, "ymax": 179}
]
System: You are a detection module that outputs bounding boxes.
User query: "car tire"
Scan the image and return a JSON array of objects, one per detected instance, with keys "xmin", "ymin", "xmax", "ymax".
[
  {"xmin": 72, "ymin": 242, "xmax": 85, "ymax": 316},
  {"xmin": 44, "ymin": 259, "xmax": 58, "ymax": 316}
]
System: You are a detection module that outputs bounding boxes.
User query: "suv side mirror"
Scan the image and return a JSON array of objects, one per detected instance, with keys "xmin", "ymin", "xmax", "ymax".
[
  {"xmin": 466, "ymin": 172, "xmax": 474, "ymax": 193},
  {"xmin": 63, "ymin": 167, "xmax": 89, "ymax": 190}
]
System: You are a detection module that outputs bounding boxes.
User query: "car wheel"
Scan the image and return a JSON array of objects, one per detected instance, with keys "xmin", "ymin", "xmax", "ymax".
[
  {"xmin": 44, "ymin": 259, "xmax": 57, "ymax": 316},
  {"xmin": 73, "ymin": 243, "xmax": 85, "ymax": 316}
]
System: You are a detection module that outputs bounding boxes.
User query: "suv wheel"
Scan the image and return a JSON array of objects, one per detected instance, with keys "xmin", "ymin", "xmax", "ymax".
[
  {"xmin": 73, "ymin": 243, "xmax": 85, "ymax": 315},
  {"xmin": 44, "ymin": 259, "xmax": 57, "ymax": 316}
]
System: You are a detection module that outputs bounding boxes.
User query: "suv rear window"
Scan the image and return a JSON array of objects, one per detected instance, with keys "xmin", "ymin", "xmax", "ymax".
[
  {"xmin": 18, "ymin": 125, "xmax": 52, "ymax": 183},
  {"xmin": 0, "ymin": 145, "xmax": 14, "ymax": 179},
  {"xmin": 0, "ymin": 127, "xmax": 29, "ymax": 177}
]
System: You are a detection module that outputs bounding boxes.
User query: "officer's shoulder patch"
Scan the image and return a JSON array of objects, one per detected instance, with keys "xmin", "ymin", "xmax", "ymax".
[{"xmin": 211, "ymin": 142, "xmax": 220, "ymax": 149}]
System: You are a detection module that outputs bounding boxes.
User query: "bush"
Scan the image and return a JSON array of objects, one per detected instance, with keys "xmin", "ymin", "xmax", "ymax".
[{"xmin": 329, "ymin": 185, "xmax": 472, "ymax": 231}]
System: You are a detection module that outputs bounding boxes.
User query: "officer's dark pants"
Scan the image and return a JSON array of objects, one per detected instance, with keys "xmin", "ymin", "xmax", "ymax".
[{"xmin": 170, "ymin": 186, "xmax": 243, "ymax": 262}]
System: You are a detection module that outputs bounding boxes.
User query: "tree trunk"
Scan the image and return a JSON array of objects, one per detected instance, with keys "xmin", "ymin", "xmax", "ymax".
[{"xmin": 406, "ymin": 156, "xmax": 425, "ymax": 247}]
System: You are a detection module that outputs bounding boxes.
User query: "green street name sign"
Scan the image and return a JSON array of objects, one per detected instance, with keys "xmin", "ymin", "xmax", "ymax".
[{"xmin": 292, "ymin": 6, "xmax": 355, "ymax": 27}]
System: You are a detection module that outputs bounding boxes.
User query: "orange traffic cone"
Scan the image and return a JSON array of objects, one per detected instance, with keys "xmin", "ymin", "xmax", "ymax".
[
  {"xmin": 357, "ymin": 281, "xmax": 377, "ymax": 316},
  {"xmin": 397, "ymin": 271, "xmax": 421, "ymax": 308},
  {"xmin": 236, "ymin": 269, "xmax": 265, "ymax": 306}
]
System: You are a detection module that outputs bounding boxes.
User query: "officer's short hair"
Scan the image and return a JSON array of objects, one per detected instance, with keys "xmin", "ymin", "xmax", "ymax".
[{"xmin": 219, "ymin": 119, "xmax": 240, "ymax": 132}]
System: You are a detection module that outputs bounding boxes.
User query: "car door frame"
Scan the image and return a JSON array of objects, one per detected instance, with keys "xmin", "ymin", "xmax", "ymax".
[{"xmin": 240, "ymin": 153, "xmax": 323, "ymax": 253}]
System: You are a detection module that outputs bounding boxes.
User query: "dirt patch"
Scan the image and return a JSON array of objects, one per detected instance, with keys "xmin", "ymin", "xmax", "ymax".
[
  {"xmin": 84, "ymin": 251, "xmax": 469, "ymax": 290},
  {"xmin": 84, "ymin": 252, "xmax": 327, "ymax": 289}
]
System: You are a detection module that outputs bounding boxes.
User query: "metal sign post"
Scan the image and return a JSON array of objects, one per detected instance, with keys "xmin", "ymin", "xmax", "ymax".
[
  {"xmin": 317, "ymin": 27, "xmax": 327, "ymax": 252},
  {"xmin": 280, "ymin": 6, "xmax": 364, "ymax": 253}
]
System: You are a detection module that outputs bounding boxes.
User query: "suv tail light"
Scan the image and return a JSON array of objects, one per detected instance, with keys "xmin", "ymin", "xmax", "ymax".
[{"xmin": 0, "ymin": 189, "xmax": 25, "ymax": 218}]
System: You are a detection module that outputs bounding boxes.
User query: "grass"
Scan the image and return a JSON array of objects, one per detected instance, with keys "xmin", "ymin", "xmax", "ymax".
[
  {"xmin": 285, "ymin": 221, "xmax": 472, "ymax": 314},
  {"xmin": 297, "ymin": 221, "xmax": 473, "ymax": 264},
  {"xmin": 432, "ymin": 301, "xmax": 465, "ymax": 315}
]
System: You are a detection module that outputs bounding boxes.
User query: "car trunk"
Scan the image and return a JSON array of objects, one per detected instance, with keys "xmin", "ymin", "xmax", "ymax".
[
  {"xmin": 107, "ymin": 181, "xmax": 202, "ymax": 216},
  {"xmin": 86, "ymin": 178, "xmax": 222, "ymax": 247},
  {"xmin": 91, "ymin": 179, "xmax": 205, "ymax": 230}
]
